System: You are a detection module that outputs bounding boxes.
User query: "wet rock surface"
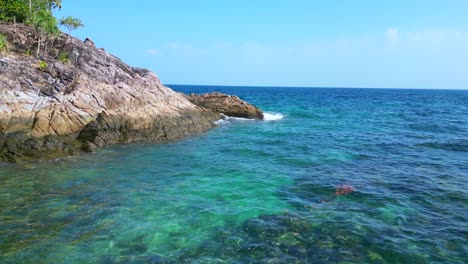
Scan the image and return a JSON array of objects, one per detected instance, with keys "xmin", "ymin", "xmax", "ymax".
[
  {"xmin": 185, "ymin": 92, "xmax": 264, "ymax": 119},
  {"xmin": 0, "ymin": 23, "xmax": 222, "ymax": 162}
]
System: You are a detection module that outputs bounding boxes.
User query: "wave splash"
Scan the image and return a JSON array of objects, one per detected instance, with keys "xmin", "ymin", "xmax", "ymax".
[
  {"xmin": 215, "ymin": 112, "xmax": 284, "ymax": 125},
  {"xmin": 215, "ymin": 114, "xmax": 252, "ymax": 125},
  {"xmin": 263, "ymin": 112, "xmax": 284, "ymax": 121}
]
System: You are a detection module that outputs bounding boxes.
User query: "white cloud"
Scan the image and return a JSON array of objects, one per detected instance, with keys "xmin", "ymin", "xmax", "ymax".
[{"xmin": 146, "ymin": 49, "xmax": 161, "ymax": 55}]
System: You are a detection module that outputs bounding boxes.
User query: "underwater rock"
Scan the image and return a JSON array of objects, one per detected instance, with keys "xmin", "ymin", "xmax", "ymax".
[
  {"xmin": 142, "ymin": 255, "xmax": 175, "ymax": 264},
  {"xmin": 225, "ymin": 235, "xmax": 245, "ymax": 250},
  {"xmin": 120, "ymin": 244, "xmax": 149, "ymax": 255},
  {"xmin": 240, "ymin": 242, "xmax": 280, "ymax": 259},
  {"xmin": 243, "ymin": 213, "xmax": 311, "ymax": 239},
  {"xmin": 110, "ymin": 255, "xmax": 175, "ymax": 264}
]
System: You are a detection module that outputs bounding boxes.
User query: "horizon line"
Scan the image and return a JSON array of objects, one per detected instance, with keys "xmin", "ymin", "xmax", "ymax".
[{"xmin": 165, "ymin": 83, "xmax": 468, "ymax": 91}]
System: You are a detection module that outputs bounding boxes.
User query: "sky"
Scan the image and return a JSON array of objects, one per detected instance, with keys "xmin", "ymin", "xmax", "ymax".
[{"xmin": 56, "ymin": 1, "xmax": 468, "ymax": 89}]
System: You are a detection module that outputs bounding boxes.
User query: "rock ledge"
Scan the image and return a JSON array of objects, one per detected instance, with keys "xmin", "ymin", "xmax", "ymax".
[{"xmin": 185, "ymin": 92, "xmax": 264, "ymax": 119}]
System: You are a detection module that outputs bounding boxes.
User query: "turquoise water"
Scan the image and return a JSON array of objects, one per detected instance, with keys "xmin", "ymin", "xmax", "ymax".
[{"xmin": 1, "ymin": 86, "xmax": 467, "ymax": 263}]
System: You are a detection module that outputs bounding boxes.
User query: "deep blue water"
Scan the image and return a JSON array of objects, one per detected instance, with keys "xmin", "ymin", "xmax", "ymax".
[{"xmin": 0, "ymin": 86, "xmax": 467, "ymax": 263}]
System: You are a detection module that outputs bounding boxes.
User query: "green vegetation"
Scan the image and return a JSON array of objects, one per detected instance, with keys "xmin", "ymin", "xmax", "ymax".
[
  {"xmin": 59, "ymin": 16, "xmax": 83, "ymax": 35},
  {"xmin": 38, "ymin": 60, "xmax": 48, "ymax": 71},
  {"xmin": 0, "ymin": 0, "xmax": 29, "ymax": 23},
  {"xmin": 0, "ymin": 0, "xmax": 62, "ymax": 24},
  {"xmin": 31, "ymin": 4, "xmax": 60, "ymax": 55},
  {"xmin": 57, "ymin": 50, "xmax": 68, "ymax": 62},
  {"xmin": 0, "ymin": 1, "xmax": 83, "ymax": 56},
  {"xmin": 0, "ymin": 33, "xmax": 9, "ymax": 53}
]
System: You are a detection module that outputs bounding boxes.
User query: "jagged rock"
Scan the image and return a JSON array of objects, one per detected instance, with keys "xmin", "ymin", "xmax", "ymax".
[
  {"xmin": 80, "ymin": 141, "xmax": 97, "ymax": 153},
  {"xmin": 0, "ymin": 23, "xmax": 221, "ymax": 162},
  {"xmin": 84, "ymin": 37, "xmax": 95, "ymax": 48},
  {"xmin": 185, "ymin": 92, "xmax": 264, "ymax": 119}
]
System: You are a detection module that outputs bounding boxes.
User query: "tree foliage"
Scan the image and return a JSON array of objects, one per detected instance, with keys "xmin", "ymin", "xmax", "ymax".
[
  {"xmin": 59, "ymin": 16, "xmax": 83, "ymax": 34},
  {"xmin": 25, "ymin": 1, "xmax": 60, "ymax": 55},
  {"xmin": 0, "ymin": 0, "xmax": 62, "ymax": 24},
  {"xmin": 44, "ymin": 0, "xmax": 62, "ymax": 10},
  {"xmin": 0, "ymin": 0, "xmax": 30, "ymax": 23}
]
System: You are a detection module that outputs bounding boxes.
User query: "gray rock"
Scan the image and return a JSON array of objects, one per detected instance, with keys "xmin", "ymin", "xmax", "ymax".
[
  {"xmin": 185, "ymin": 92, "xmax": 264, "ymax": 119},
  {"xmin": 80, "ymin": 141, "xmax": 97, "ymax": 153}
]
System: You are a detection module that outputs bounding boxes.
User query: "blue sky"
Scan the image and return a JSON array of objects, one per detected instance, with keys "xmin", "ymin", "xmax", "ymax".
[{"xmin": 57, "ymin": 1, "xmax": 468, "ymax": 89}]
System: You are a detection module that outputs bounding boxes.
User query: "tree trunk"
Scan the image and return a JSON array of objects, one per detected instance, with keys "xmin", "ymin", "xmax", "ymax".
[{"xmin": 37, "ymin": 35, "xmax": 41, "ymax": 56}]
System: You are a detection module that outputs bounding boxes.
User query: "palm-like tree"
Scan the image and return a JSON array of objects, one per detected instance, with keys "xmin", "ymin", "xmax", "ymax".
[{"xmin": 59, "ymin": 16, "xmax": 83, "ymax": 35}]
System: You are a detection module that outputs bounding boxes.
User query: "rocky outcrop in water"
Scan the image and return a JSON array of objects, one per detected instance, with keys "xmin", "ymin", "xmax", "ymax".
[
  {"xmin": 185, "ymin": 92, "xmax": 264, "ymax": 119},
  {"xmin": 0, "ymin": 23, "xmax": 223, "ymax": 162}
]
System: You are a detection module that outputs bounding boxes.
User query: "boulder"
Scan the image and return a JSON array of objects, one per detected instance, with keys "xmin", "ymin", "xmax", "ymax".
[{"xmin": 185, "ymin": 92, "xmax": 264, "ymax": 119}]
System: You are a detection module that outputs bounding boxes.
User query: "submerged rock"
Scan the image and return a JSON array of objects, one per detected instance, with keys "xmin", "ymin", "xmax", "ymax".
[
  {"xmin": 0, "ymin": 23, "xmax": 224, "ymax": 162},
  {"xmin": 185, "ymin": 92, "xmax": 264, "ymax": 119}
]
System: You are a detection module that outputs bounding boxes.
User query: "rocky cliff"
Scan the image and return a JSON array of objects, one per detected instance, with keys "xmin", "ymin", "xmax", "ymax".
[{"xmin": 0, "ymin": 23, "xmax": 224, "ymax": 162}]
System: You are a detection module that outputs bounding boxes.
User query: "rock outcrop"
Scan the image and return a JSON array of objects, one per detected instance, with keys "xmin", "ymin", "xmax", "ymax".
[
  {"xmin": 0, "ymin": 23, "xmax": 222, "ymax": 162},
  {"xmin": 185, "ymin": 92, "xmax": 264, "ymax": 119}
]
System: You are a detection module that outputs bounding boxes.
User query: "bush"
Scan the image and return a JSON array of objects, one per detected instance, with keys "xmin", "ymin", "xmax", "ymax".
[
  {"xmin": 58, "ymin": 51, "xmax": 69, "ymax": 62},
  {"xmin": 0, "ymin": 0, "xmax": 29, "ymax": 23},
  {"xmin": 0, "ymin": 34, "xmax": 9, "ymax": 53},
  {"xmin": 38, "ymin": 60, "xmax": 48, "ymax": 71}
]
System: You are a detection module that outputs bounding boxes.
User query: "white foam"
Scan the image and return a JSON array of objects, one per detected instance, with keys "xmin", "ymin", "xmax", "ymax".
[
  {"xmin": 215, "ymin": 114, "xmax": 254, "ymax": 126},
  {"xmin": 214, "ymin": 118, "xmax": 228, "ymax": 125},
  {"xmin": 215, "ymin": 112, "xmax": 284, "ymax": 126},
  {"xmin": 263, "ymin": 112, "xmax": 284, "ymax": 121}
]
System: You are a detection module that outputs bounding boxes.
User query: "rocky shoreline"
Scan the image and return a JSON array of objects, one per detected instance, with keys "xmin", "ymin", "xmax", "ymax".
[{"xmin": 0, "ymin": 23, "xmax": 263, "ymax": 163}]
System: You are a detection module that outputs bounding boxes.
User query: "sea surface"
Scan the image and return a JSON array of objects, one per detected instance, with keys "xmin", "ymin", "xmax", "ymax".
[{"xmin": 0, "ymin": 86, "xmax": 467, "ymax": 263}]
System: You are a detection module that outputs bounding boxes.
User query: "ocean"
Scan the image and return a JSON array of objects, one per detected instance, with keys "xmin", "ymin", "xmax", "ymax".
[{"xmin": 0, "ymin": 86, "xmax": 467, "ymax": 263}]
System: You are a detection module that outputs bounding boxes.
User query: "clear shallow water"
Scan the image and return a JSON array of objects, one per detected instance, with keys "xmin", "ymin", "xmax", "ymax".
[{"xmin": 1, "ymin": 86, "xmax": 467, "ymax": 263}]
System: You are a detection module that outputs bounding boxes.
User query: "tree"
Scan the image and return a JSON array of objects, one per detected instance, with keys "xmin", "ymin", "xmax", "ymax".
[
  {"xmin": 0, "ymin": 0, "xmax": 62, "ymax": 23},
  {"xmin": 29, "ymin": 0, "xmax": 62, "ymax": 12},
  {"xmin": 0, "ymin": 0, "xmax": 83, "ymax": 56},
  {"xmin": 44, "ymin": 0, "xmax": 62, "ymax": 10},
  {"xmin": 31, "ymin": 4, "xmax": 59, "ymax": 55},
  {"xmin": 59, "ymin": 16, "xmax": 83, "ymax": 35},
  {"xmin": 0, "ymin": 0, "xmax": 30, "ymax": 23}
]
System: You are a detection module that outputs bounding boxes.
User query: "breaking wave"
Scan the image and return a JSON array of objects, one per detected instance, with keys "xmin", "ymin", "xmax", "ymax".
[{"xmin": 263, "ymin": 112, "xmax": 284, "ymax": 121}]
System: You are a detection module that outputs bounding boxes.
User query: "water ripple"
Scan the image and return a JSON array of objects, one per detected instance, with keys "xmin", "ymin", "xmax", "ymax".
[{"xmin": 1, "ymin": 87, "xmax": 467, "ymax": 263}]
